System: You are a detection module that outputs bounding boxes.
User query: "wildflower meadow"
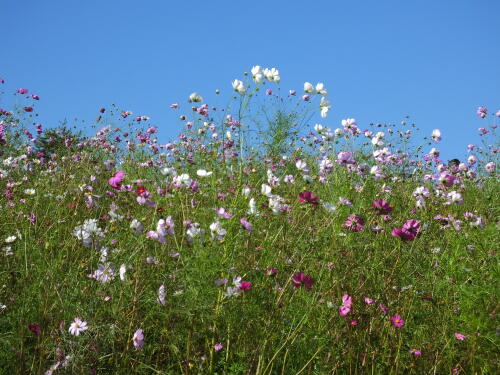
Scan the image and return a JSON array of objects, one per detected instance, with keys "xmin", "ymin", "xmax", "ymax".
[{"xmin": 0, "ymin": 67, "xmax": 498, "ymax": 374}]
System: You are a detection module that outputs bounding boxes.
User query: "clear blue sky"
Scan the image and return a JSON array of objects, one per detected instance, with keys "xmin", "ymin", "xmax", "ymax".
[{"xmin": 1, "ymin": 0, "xmax": 499, "ymax": 160}]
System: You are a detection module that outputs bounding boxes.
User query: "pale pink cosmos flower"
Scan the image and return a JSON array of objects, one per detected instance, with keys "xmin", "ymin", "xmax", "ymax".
[
  {"xmin": 454, "ymin": 333, "xmax": 466, "ymax": 341},
  {"xmin": 240, "ymin": 217, "xmax": 253, "ymax": 232},
  {"xmin": 132, "ymin": 329, "xmax": 144, "ymax": 349},
  {"xmin": 214, "ymin": 343, "xmax": 223, "ymax": 351},
  {"xmin": 68, "ymin": 318, "xmax": 88, "ymax": 336},
  {"xmin": 339, "ymin": 294, "xmax": 352, "ymax": 317}
]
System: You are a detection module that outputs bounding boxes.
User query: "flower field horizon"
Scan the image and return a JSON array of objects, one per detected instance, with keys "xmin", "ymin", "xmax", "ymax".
[{"xmin": 0, "ymin": 67, "xmax": 499, "ymax": 374}]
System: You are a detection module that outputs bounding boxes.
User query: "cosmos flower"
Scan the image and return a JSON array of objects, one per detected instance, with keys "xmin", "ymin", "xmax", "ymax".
[
  {"xmin": 338, "ymin": 294, "xmax": 352, "ymax": 317},
  {"xmin": 343, "ymin": 214, "xmax": 364, "ymax": 232},
  {"xmin": 390, "ymin": 315, "xmax": 405, "ymax": 328},
  {"xmin": 232, "ymin": 79, "xmax": 246, "ymax": 95},
  {"xmin": 157, "ymin": 284, "xmax": 166, "ymax": 305},
  {"xmin": 263, "ymin": 67, "xmax": 280, "ymax": 82},
  {"xmin": 251, "ymin": 65, "xmax": 263, "ymax": 83},
  {"xmin": 319, "ymin": 97, "xmax": 331, "ymax": 118},
  {"xmin": 68, "ymin": 318, "xmax": 88, "ymax": 336},
  {"xmin": 304, "ymin": 82, "xmax": 315, "ymax": 94},
  {"xmin": 196, "ymin": 169, "xmax": 213, "ymax": 177},
  {"xmin": 132, "ymin": 329, "xmax": 144, "ymax": 349},
  {"xmin": 476, "ymin": 106, "xmax": 487, "ymax": 118},
  {"xmin": 372, "ymin": 199, "xmax": 393, "ymax": 215},
  {"xmin": 292, "ymin": 272, "xmax": 314, "ymax": 291},
  {"xmin": 299, "ymin": 191, "xmax": 319, "ymax": 206},
  {"xmin": 454, "ymin": 333, "xmax": 466, "ymax": 341},
  {"xmin": 109, "ymin": 171, "xmax": 125, "ymax": 190},
  {"xmin": 188, "ymin": 93, "xmax": 203, "ymax": 103},
  {"xmin": 409, "ymin": 348, "xmax": 421, "ymax": 357},
  {"xmin": 240, "ymin": 217, "xmax": 253, "ymax": 232}
]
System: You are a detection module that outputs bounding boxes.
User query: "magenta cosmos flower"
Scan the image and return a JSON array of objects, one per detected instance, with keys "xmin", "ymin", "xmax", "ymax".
[
  {"xmin": 454, "ymin": 333, "xmax": 466, "ymax": 341},
  {"xmin": 109, "ymin": 171, "xmax": 125, "ymax": 190},
  {"xmin": 391, "ymin": 315, "xmax": 405, "ymax": 328},
  {"xmin": 292, "ymin": 272, "xmax": 314, "ymax": 290},
  {"xmin": 372, "ymin": 199, "xmax": 393, "ymax": 215},
  {"xmin": 343, "ymin": 214, "xmax": 364, "ymax": 232},
  {"xmin": 239, "ymin": 281, "xmax": 251, "ymax": 291},
  {"xmin": 299, "ymin": 191, "xmax": 319, "ymax": 206}
]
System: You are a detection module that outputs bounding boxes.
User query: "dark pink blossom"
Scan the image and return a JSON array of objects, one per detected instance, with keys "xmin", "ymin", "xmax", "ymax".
[
  {"xmin": 292, "ymin": 272, "xmax": 314, "ymax": 291},
  {"xmin": 299, "ymin": 191, "xmax": 319, "ymax": 206},
  {"xmin": 239, "ymin": 281, "xmax": 251, "ymax": 291},
  {"xmin": 372, "ymin": 199, "xmax": 393, "ymax": 215}
]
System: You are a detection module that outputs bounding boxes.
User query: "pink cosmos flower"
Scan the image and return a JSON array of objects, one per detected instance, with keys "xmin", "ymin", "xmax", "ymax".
[
  {"xmin": 266, "ymin": 268, "xmax": 277, "ymax": 276},
  {"xmin": 132, "ymin": 329, "xmax": 144, "ymax": 349},
  {"xmin": 17, "ymin": 88, "xmax": 28, "ymax": 94},
  {"xmin": 373, "ymin": 199, "xmax": 393, "ymax": 215},
  {"xmin": 292, "ymin": 272, "xmax": 314, "ymax": 291},
  {"xmin": 454, "ymin": 333, "xmax": 466, "ymax": 341},
  {"xmin": 216, "ymin": 207, "xmax": 233, "ymax": 219},
  {"xmin": 240, "ymin": 217, "xmax": 253, "ymax": 232},
  {"xmin": 391, "ymin": 315, "xmax": 405, "ymax": 328},
  {"xmin": 476, "ymin": 106, "xmax": 487, "ymax": 118},
  {"xmin": 409, "ymin": 348, "xmax": 421, "ymax": 357},
  {"xmin": 364, "ymin": 297, "xmax": 375, "ymax": 305},
  {"xmin": 339, "ymin": 294, "xmax": 352, "ymax": 316},
  {"xmin": 109, "ymin": 171, "xmax": 125, "ymax": 190},
  {"xmin": 214, "ymin": 343, "xmax": 223, "ymax": 351},
  {"xmin": 343, "ymin": 214, "xmax": 364, "ymax": 232}
]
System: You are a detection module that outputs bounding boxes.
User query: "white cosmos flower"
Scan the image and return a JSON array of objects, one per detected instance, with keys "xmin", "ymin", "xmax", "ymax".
[
  {"xmin": 261, "ymin": 184, "xmax": 272, "ymax": 197},
  {"xmin": 248, "ymin": 198, "xmax": 259, "ymax": 215},
  {"xmin": 323, "ymin": 203, "xmax": 337, "ymax": 213},
  {"xmin": 157, "ymin": 284, "xmax": 166, "ymax": 305},
  {"xmin": 161, "ymin": 167, "xmax": 177, "ymax": 176},
  {"xmin": 251, "ymin": 65, "xmax": 263, "ymax": 83},
  {"xmin": 264, "ymin": 67, "xmax": 280, "ymax": 82},
  {"xmin": 24, "ymin": 188, "xmax": 35, "ymax": 195},
  {"xmin": 119, "ymin": 264, "xmax": 127, "ymax": 281},
  {"xmin": 320, "ymin": 97, "xmax": 331, "ymax": 118},
  {"xmin": 209, "ymin": 221, "xmax": 227, "ymax": 241},
  {"xmin": 242, "ymin": 187, "xmax": 251, "ymax": 197},
  {"xmin": 315, "ymin": 82, "xmax": 327, "ymax": 96},
  {"xmin": 130, "ymin": 219, "xmax": 143, "ymax": 234},
  {"xmin": 232, "ymin": 79, "xmax": 246, "ymax": 94},
  {"xmin": 5, "ymin": 236, "xmax": 16, "ymax": 243},
  {"xmin": 188, "ymin": 92, "xmax": 203, "ymax": 103},
  {"xmin": 314, "ymin": 124, "xmax": 324, "ymax": 133},
  {"xmin": 432, "ymin": 129, "xmax": 442, "ymax": 142},
  {"xmin": 304, "ymin": 82, "xmax": 315, "ymax": 94},
  {"xmin": 68, "ymin": 318, "xmax": 88, "ymax": 336},
  {"xmin": 196, "ymin": 169, "xmax": 213, "ymax": 177}
]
